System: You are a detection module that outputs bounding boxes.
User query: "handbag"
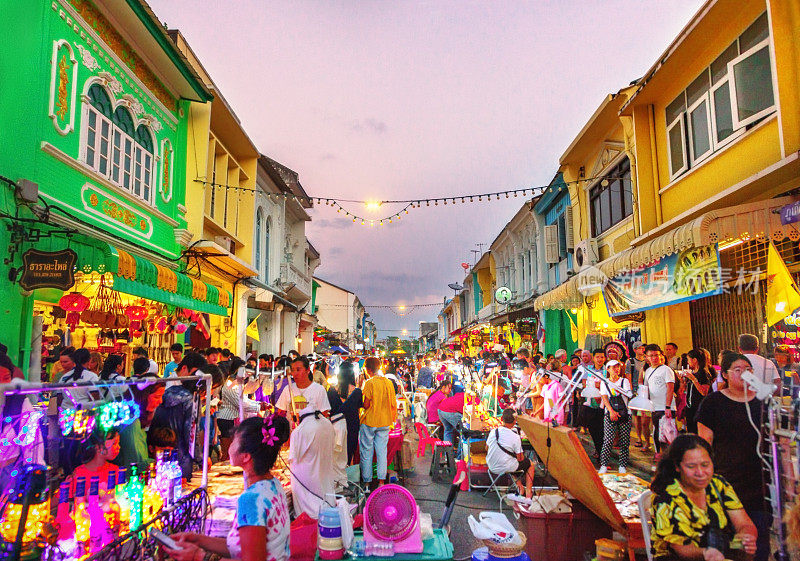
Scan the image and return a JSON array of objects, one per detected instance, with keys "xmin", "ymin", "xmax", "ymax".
[{"xmin": 601, "ymin": 379, "xmax": 630, "ymax": 422}]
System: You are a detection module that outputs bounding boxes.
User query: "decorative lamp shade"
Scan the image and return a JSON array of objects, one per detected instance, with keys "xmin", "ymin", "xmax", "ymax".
[
  {"xmin": 0, "ymin": 464, "xmax": 48, "ymax": 546},
  {"xmin": 174, "ymin": 323, "xmax": 188, "ymax": 334},
  {"xmin": 58, "ymin": 293, "xmax": 90, "ymax": 312},
  {"xmin": 124, "ymin": 305, "xmax": 148, "ymax": 321},
  {"xmin": 581, "ymin": 382, "xmax": 601, "ymax": 399},
  {"xmin": 628, "ymin": 387, "xmax": 655, "ymax": 412}
]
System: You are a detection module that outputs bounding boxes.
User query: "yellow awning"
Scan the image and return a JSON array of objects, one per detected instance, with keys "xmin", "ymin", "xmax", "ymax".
[{"xmin": 534, "ymin": 196, "xmax": 796, "ymax": 311}]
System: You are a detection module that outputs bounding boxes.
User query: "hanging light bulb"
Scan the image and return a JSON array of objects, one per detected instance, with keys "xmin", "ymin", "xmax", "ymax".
[
  {"xmin": 470, "ymin": 196, "xmax": 474, "ymax": 202},
  {"xmin": 514, "ymin": 192, "xmax": 518, "ymax": 197},
  {"xmin": 426, "ymin": 201, "xmax": 430, "ymax": 206}
]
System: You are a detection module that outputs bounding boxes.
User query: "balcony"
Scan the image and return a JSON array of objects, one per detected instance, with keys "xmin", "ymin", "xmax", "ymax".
[
  {"xmin": 477, "ymin": 302, "xmax": 496, "ymax": 322},
  {"xmin": 279, "ymin": 262, "xmax": 312, "ymax": 305}
]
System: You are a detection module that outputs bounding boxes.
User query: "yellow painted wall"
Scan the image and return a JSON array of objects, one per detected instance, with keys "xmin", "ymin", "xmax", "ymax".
[{"xmin": 618, "ymin": 0, "xmax": 800, "ymax": 351}]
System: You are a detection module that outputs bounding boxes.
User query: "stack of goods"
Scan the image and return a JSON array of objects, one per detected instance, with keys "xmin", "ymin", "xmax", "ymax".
[
  {"xmin": 317, "ymin": 504, "xmax": 344, "ymax": 560},
  {"xmin": 598, "ymin": 473, "xmax": 648, "ymax": 519}
]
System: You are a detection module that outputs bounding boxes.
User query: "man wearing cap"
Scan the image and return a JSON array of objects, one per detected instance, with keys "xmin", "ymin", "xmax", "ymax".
[{"xmin": 627, "ymin": 341, "xmax": 651, "ymax": 451}]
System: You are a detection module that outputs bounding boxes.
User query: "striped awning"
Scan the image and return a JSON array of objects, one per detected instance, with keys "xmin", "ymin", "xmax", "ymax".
[{"xmin": 41, "ymin": 235, "xmax": 231, "ymax": 316}]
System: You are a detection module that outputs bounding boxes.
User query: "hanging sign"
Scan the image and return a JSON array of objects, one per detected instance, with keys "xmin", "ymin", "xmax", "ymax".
[
  {"xmin": 602, "ymin": 244, "xmax": 722, "ymax": 317},
  {"xmin": 780, "ymin": 201, "xmax": 800, "ymax": 225},
  {"xmin": 515, "ymin": 318, "xmax": 537, "ymax": 335},
  {"xmin": 18, "ymin": 249, "xmax": 77, "ymax": 291},
  {"xmin": 495, "ymin": 286, "xmax": 512, "ymax": 304}
]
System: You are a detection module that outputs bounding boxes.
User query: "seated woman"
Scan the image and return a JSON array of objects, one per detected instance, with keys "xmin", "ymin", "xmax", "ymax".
[
  {"xmin": 425, "ymin": 380, "xmax": 451, "ymax": 430},
  {"xmin": 167, "ymin": 415, "xmax": 292, "ymax": 561},
  {"xmin": 651, "ymin": 434, "xmax": 757, "ymax": 561}
]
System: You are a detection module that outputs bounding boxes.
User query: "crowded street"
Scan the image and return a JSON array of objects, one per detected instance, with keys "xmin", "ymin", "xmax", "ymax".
[{"xmin": 0, "ymin": 0, "xmax": 799, "ymax": 560}]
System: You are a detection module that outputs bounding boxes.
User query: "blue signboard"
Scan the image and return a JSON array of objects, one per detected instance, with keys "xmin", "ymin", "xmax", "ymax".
[{"xmin": 602, "ymin": 244, "xmax": 722, "ymax": 317}]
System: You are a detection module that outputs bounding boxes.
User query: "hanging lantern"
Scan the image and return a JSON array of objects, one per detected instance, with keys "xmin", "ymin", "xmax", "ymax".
[
  {"xmin": 124, "ymin": 305, "xmax": 148, "ymax": 330},
  {"xmin": 174, "ymin": 323, "xmax": 188, "ymax": 334},
  {"xmin": 58, "ymin": 293, "xmax": 90, "ymax": 330}
]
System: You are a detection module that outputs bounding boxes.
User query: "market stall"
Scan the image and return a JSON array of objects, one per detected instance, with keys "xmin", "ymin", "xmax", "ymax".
[
  {"xmin": 0, "ymin": 375, "xmax": 213, "ymax": 561},
  {"xmin": 515, "ymin": 416, "xmax": 648, "ymax": 561}
]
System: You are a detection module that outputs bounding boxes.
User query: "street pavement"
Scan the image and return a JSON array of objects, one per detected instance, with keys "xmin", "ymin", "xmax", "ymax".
[{"xmin": 401, "ymin": 426, "xmax": 655, "ymax": 560}]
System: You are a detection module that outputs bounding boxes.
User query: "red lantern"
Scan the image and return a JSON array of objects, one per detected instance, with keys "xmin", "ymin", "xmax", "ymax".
[
  {"xmin": 124, "ymin": 305, "xmax": 147, "ymax": 330},
  {"xmin": 59, "ymin": 293, "xmax": 90, "ymax": 329}
]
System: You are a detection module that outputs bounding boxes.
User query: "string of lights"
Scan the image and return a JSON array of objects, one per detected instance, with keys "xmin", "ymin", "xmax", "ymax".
[
  {"xmin": 194, "ymin": 173, "xmax": 630, "ymax": 212},
  {"xmin": 315, "ymin": 302, "xmax": 442, "ymax": 309}
]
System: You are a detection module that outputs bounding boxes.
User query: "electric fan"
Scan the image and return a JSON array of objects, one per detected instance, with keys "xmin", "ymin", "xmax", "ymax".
[{"xmin": 363, "ymin": 484, "xmax": 424, "ymax": 553}]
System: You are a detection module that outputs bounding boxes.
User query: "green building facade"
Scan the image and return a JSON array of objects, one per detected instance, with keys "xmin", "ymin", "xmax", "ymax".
[{"xmin": 0, "ymin": 0, "xmax": 216, "ymax": 371}]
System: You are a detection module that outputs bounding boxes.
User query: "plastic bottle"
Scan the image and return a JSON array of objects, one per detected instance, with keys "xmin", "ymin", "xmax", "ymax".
[
  {"xmin": 87, "ymin": 476, "xmax": 114, "ymax": 552},
  {"xmin": 127, "ymin": 466, "xmax": 144, "ymax": 531},
  {"xmin": 104, "ymin": 470, "xmax": 121, "ymax": 536},
  {"xmin": 170, "ymin": 450, "xmax": 183, "ymax": 504},
  {"xmin": 73, "ymin": 476, "xmax": 90, "ymax": 552},
  {"xmin": 115, "ymin": 468, "xmax": 130, "ymax": 534},
  {"xmin": 54, "ymin": 482, "xmax": 77, "ymax": 554}
]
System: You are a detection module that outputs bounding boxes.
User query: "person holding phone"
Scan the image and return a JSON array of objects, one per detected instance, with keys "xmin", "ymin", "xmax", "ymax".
[{"xmin": 165, "ymin": 416, "xmax": 291, "ymax": 561}]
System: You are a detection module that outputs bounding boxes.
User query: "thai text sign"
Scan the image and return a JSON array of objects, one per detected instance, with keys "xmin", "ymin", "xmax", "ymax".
[
  {"xmin": 19, "ymin": 249, "xmax": 77, "ymax": 291},
  {"xmin": 602, "ymin": 244, "xmax": 722, "ymax": 317},
  {"xmin": 780, "ymin": 201, "xmax": 800, "ymax": 225}
]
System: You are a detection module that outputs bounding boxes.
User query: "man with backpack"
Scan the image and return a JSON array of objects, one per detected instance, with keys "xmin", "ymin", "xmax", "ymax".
[{"xmin": 486, "ymin": 408, "xmax": 535, "ymax": 498}]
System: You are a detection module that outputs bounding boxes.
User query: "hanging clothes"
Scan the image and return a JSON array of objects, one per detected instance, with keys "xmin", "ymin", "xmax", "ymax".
[{"xmin": 289, "ymin": 407, "xmax": 335, "ymax": 519}]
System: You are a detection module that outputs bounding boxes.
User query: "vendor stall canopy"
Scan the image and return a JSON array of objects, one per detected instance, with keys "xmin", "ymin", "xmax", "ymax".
[{"xmin": 34, "ymin": 235, "xmax": 231, "ymax": 316}]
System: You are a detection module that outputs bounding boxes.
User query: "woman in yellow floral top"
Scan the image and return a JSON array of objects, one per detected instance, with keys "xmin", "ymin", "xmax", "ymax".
[{"xmin": 650, "ymin": 435, "xmax": 757, "ymax": 561}]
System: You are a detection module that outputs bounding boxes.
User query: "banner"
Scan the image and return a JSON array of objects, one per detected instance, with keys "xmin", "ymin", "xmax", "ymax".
[{"xmin": 602, "ymin": 244, "xmax": 722, "ymax": 317}]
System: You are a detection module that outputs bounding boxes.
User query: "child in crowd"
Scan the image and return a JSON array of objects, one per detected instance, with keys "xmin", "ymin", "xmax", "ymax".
[{"xmin": 69, "ymin": 428, "xmax": 121, "ymax": 495}]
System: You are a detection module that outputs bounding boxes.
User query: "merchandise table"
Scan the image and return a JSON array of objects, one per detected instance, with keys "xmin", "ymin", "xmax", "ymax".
[
  {"xmin": 314, "ymin": 529, "xmax": 454, "ymax": 561},
  {"xmin": 515, "ymin": 415, "xmax": 647, "ymax": 561}
]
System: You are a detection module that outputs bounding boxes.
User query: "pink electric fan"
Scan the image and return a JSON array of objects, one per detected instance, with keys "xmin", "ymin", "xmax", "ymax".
[{"xmin": 363, "ymin": 484, "xmax": 424, "ymax": 554}]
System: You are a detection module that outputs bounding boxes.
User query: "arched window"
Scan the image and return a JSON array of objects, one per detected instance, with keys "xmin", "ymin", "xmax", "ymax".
[
  {"xmin": 84, "ymin": 84, "xmax": 113, "ymax": 176},
  {"xmin": 82, "ymin": 83, "xmax": 155, "ymax": 204},
  {"xmin": 134, "ymin": 125, "xmax": 154, "ymax": 202},
  {"xmin": 255, "ymin": 208, "xmax": 263, "ymax": 280}
]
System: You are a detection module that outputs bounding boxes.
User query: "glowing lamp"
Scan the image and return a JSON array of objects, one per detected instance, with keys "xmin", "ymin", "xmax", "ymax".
[
  {"xmin": 0, "ymin": 464, "xmax": 48, "ymax": 556},
  {"xmin": 628, "ymin": 387, "xmax": 655, "ymax": 412}
]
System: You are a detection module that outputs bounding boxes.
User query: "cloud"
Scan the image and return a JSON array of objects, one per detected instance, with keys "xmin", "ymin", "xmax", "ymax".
[
  {"xmin": 314, "ymin": 218, "xmax": 354, "ymax": 230},
  {"xmin": 328, "ymin": 246, "xmax": 345, "ymax": 256},
  {"xmin": 349, "ymin": 118, "xmax": 388, "ymax": 135}
]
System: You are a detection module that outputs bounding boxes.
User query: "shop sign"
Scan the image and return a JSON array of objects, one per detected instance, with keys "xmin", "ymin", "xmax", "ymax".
[
  {"xmin": 780, "ymin": 201, "xmax": 800, "ymax": 225},
  {"xmin": 516, "ymin": 318, "xmax": 537, "ymax": 335},
  {"xmin": 495, "ymin": 286, "xmax": 512, "ymax": 304},
  {"xmin": 18, "ymin": 249, "xmax": 77, "ymax": 291},
  {"xmin": 602, "ymin": 244, "xmax": 722, "ymax": 317}
]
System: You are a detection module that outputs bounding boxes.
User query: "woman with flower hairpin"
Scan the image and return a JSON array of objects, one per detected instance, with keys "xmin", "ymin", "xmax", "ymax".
[{"xmin": 165, "ymin": 415, "xmax": 292, "ymax": 561}]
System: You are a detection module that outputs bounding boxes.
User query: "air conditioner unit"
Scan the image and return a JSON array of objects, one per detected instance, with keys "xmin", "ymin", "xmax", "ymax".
[
  {"xmin": 574, "ymin": 238, "xmax": 599, "ymax": 270},
  {"xmin": 214, "ymin": 235, "xmax": 235, "ymax": 254}
]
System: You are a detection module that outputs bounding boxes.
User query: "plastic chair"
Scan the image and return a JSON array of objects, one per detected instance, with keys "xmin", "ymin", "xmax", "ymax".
[
  {"xmin": 414, "ymin": 422, "xmax": 451, "ymax": 457},
  {"xmin": 637, "ymin": 490, "xmax": 654, "ymax": 561}
]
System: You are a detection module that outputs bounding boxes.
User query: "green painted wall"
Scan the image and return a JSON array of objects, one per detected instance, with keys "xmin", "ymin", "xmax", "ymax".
[{"xmin": 0, "ymin": 0, "xmax": 202, "ymax": 368}]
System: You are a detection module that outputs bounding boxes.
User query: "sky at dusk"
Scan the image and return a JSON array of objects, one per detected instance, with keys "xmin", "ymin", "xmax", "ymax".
[{"xmin": 148, "ymin": 0, "xmax": 704, "ymax": 338}]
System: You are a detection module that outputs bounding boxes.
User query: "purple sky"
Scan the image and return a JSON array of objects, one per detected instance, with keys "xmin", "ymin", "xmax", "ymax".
[{"xmin": 148, "ymin": 0, "xmax": 704, "ymax": 338}]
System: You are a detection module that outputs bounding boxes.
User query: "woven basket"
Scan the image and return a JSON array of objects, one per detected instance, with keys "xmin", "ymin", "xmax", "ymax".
[{"xmin": 481, "ymin": 532, "xmax": 527, "ymax": 558}]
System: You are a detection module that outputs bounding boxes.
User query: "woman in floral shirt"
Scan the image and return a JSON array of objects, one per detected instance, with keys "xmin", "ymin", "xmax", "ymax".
[
  {"xmin": 650, "ymin": 435, "xmax": 756, "ymax": 561},
  {"xmin": 166, "ymin": 416, "xmax": 291, "ymax": 561}
]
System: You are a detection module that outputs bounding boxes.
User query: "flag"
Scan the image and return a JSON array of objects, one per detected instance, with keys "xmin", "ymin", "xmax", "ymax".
[
  {"xmin": 246, "ymin": 314, "xmax": 261, "ymax": 341},
  {"xmin": 766, "ymin": 242, "xmax": 800, "ymax": 326}
]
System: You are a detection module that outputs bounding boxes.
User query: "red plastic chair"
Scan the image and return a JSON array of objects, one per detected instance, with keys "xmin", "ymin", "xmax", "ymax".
[{"xmin": 415, "ymin": 422, "xmax": 451, "ymax": 457}]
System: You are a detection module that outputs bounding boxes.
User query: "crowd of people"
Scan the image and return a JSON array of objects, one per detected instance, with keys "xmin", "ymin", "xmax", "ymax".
[
  {"xmin": 0, "ymin": 331, "xmax": 790, "ymax": 561},
  {"xmin": 425, "ymin": 331, "xmax": 784, "ymax": 561}
]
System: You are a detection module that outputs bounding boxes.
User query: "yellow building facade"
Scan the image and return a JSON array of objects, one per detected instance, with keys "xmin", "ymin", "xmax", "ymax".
[
  {"xmin": 169, "ymin": 30, "xmax": 259, "ymax": 355},
  {"xmin": 537, "ymin": 0, "xmax": 800, "ymax": 357}
]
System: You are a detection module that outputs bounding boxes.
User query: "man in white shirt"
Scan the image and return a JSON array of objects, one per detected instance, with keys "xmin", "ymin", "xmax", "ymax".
[
  {"xmin": 643, "ymin": 344, "xmax": 675, "ymax": 457},
  {"xmin": 486, "ymin": 408, "xmax": 535, "ymax": 498},
  {"xmin": 276, "ymin": 356, "xmax": 330, "ymax": 423},
  {"xmin": 664, "ymin": 342, "xmax": 680, "ymax": 370},
  {"xmin": 738, "ymin": 333, "xmax": 781, "ymax": 394},
  {"xmin": 133, "ymin": 346, "xmax": 159, "ymax": 375}
]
